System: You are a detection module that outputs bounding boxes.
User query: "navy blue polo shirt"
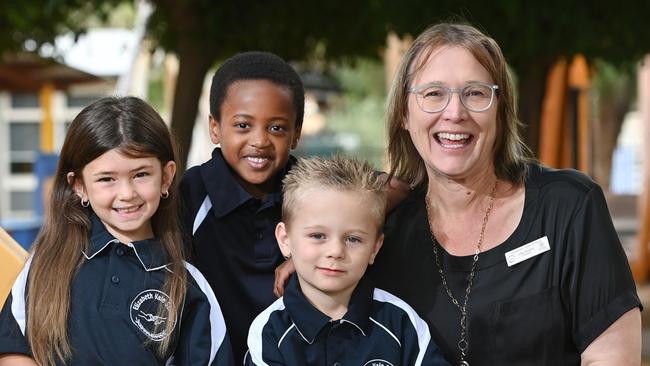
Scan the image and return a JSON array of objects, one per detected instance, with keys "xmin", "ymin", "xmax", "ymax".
[
  {"xmin": 245, "ymin": 274, "xmax": 450, "ymax": 366},
  {"xmin": 0, "ymin": 214, "xmax": 234, "ymax": 365},
  {"xmin": 180, "ymin": 147, "xmax": 296, "ymax": 364}
]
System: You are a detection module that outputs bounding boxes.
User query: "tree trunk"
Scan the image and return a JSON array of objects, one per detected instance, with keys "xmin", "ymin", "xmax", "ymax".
[
  {"xmin": 516, "ymin": 64, "xmax": 551, "ymax": 158},
  {"xmin": 169, "ymin": 41, "xmax": 215, "ymax": 173},
  {"xmin": 152, "ymin": 0, "xmax": 218, "ymax": 173}
]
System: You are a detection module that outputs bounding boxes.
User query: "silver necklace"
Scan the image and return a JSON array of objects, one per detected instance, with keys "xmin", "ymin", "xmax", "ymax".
[{"xmin": 425, "ymin": 181, "xmax": 498, "ymax": 366}]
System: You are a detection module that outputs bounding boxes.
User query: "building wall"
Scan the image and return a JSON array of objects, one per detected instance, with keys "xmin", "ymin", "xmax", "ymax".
[{"xmin": 0, "ymin": 83, "xmax": 113, "ymax": 221}]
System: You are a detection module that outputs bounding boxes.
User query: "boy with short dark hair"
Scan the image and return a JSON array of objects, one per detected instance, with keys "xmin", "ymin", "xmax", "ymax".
[
  {"xmin": 179, "ymin": 51, "xmax": 304, "ymax": 363},
  {"xmin": 245, "ymin": 156, "xmax": 450, "ymax": 366}
]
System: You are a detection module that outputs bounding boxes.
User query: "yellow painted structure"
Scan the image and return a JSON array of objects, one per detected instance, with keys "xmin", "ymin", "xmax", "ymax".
[
  {"xmin": 539, "ymin": 58, "xmax": 568, "ymax": 167},
  {"xmin": 567, "ymin": 55, "xmax": 590, "ymax": 172},
  {"xmin": 0, "ymin": 227, "xmax": 28, "ymax": 308},
  {"xmin": 539, "ymin": 55, "xmax": 591, "ymax": 171},
  {"xmin": 39, "ymin": 83, "xmax": 55, "ymax": 153}
]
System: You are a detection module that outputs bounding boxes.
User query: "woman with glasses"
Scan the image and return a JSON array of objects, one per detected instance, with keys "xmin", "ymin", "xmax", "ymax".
[{"xmin": 369, "ymin": 22, "xmax": 641, "ymax": 365}]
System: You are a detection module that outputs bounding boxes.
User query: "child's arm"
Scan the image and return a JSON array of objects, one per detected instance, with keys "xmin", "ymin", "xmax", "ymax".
[
  {"xmin": 0, "ymin": 263, "xmax": 34, "ymax": 362},
  {"xmin": 0, "ymin": 354, "xmax": 38, "ymax": 366},
  {"xmin": 400, "ymin": 311, "xmax": 450, "ymax": 366},
  {"xmin": 245, "ymin": 313, "xmax": 286, "ymax": 366},
  {"xmin": 377, "ymin": 172, "xmax": 411, "ymax": 212},
  {"xmin": 416, "ymin": 341, "xmax": 451, "ymax": 366},
  {"xmin": 175, "ymin": 264, "xmax": 235, "ymax": 366},
  {"xmin": 244, "ymin": 348, "xmax": 284, "ymax": 366},
  {"xmin": 273, "ymin": 259, "xmax": 294, "ymax": 298}
]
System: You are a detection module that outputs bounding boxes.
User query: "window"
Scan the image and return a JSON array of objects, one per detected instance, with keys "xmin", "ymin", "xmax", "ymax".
[
  {"xmin": 9, "ymin": 122, "xmax": 40, "ymax": 174},
  {"xmin": 11, "ymin": 93, "xmax": 40, "ymax": 108},
  {"xmin": 10, "ymin": 191, "xmax": 34, "ymax": 212},
  {"xmin": 66, "ymin": 95, "xmax": 101, "ymax": 108}
]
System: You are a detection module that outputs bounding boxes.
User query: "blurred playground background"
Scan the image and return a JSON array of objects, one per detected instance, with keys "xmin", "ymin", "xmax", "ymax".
[{"xmin": 2, "ymin": 2, "xmax": 650, "ymax": 358}]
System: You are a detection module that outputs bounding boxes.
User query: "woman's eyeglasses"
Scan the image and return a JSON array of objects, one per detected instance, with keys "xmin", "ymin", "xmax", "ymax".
[{"xmin": 409, "ymin": 82, "xmax": 499, "ymax": 113}]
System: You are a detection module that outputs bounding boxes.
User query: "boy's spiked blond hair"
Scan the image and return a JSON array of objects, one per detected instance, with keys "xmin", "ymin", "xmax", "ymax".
[{"xmin": 281, "ymin": 155, "xmax": 387, "ymax": 229}]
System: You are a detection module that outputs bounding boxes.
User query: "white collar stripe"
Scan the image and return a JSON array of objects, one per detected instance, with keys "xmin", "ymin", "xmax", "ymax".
[
  {"xmin": 369, "ymin": 317, "xmax": 401, "ymax": 347},
  {"xmin": 293, "ymin": 324, "xmax": 312, "ymax": 344},
  {"xmin": 340, "ymin": 319, "xmax": 366, "ymax": 336},
  {"xmin": 277, "ymin": 323, "xmax": 296, "ymax": 348},
  {"xmin": 81, "ymin": 239, "xmax": 118, "ymax": 260},
  {"xmin": 127, "ymin": 243, "xmax": 171, "ymax": 272},
  {"xmin": 192, "ymin": 195, "xmax": 212, "ymax": 235}
]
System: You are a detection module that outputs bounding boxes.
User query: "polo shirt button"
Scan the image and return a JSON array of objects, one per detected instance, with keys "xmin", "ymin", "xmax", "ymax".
[
  {"xmin": 332, "ymin": 362, "xmax": 341, "ymax": 366},
  {"xmin": 111, "ymin": 275, "xmax": 120, "ymax": 284},
  {"xmin": 257, "ymin": 233, "xmax": 263, "ymax": 240},
  {"xmin": 116, "ymin": 248, "xmax": 125, "ymax": 256}
]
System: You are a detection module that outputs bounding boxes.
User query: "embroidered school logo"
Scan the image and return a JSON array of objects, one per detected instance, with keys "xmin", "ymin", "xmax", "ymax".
[
  {"xmin": 363, "ymin": 360, "xmax": 394, "ymax": 366},
  {"xmin": 130, "ymin": 289, "xmax": 176, "ymax": 341}
]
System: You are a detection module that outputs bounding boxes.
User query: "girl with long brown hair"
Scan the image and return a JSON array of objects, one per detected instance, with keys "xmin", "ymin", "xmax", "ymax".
[{"xmin": 0, "ymin": 96, "xmax": 234, "ymax": 365}]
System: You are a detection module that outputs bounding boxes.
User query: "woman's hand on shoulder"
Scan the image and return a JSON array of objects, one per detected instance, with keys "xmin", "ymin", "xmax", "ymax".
[{"xmin": 0, "ymin": 354, "xmax": 39, "ymax": 366}]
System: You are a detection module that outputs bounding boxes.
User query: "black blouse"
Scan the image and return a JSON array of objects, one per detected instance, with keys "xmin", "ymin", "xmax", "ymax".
[{"xmin": 370, "ymin": 164, "xmax": 641, "ymax": 365}]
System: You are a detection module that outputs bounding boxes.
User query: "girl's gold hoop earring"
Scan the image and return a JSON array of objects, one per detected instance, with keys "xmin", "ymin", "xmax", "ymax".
[
  {"xmin": 81, "ymin": 199, "xmax": 90, "ymax": 208},
  {"xmin": 161, "ymin": 191, "xmax": 169, "ymax": 199}
]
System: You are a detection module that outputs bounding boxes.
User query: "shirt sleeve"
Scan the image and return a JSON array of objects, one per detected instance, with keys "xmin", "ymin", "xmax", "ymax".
[
  {"xmin": 397, "ymin": 303, "xmax": 450, "ymax": 366},
  {"xmin": 567, "ymin": 184, "xmax": 641, "ymax": 352},
  {"xmin": 245, "ymin": 309, "xmax": 286, "ymax": 366},
  {"xmin": 0, "ymin": 260, "xmax": 32, "ymax": 357},
  {"xmin": 178, "ymin": 169, "xmax": 199, "ymax": 258},
  {"xmin": 175, "ymin": 263, "xmax": 234, "ymax": 366}
]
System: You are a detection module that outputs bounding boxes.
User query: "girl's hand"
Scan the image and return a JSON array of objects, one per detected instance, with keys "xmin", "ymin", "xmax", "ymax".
[{"xmin": 273, "ymin": 258, "xmax": 295, "ymax": 297}]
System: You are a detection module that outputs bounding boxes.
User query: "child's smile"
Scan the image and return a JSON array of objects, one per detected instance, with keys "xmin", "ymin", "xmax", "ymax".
[
  {"xmin": 210, "ymin": 79, "xmax": 300, "ymax": 198},
  {"xmin": 113, "ymin": 203, "xmax": 145, "ymax": 217},
  {"xmin": 244, "ymin": 155, "xmax": 271, "ymax": 169},
  {"xmin": 74, "ymin": 149, "xmax": 175, "ymax": 244}
]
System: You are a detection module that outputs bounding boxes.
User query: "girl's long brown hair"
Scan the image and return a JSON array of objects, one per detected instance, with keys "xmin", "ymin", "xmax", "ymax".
[{"xmin": 27, "ymin": 96, "xmax": 186, "ymax": 365}]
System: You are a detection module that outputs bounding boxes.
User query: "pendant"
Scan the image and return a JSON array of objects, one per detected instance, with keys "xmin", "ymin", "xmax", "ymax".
[{"xmin": 458, "ymin": 362, "xmax": 469, "ymax": 366}]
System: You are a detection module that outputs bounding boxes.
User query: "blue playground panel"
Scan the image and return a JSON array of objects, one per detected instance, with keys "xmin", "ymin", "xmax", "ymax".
[
  {"xmin": 0, "ymin": 152, "xmax": 59, "ymax": 249},
  {"xmin": 1, "ymin": 217, "xmax": 41, "ymax": 250}
]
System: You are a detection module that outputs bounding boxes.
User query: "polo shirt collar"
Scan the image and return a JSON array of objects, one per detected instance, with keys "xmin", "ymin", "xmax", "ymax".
[
  {"xmin": 284, "ymin": 273, "xmax": 373, "ymax": 343},
  {"xmin": 200, "ymin": 148, "xmax": 293, "ymax": 217},
  {"xmin": 82, "ymin": 213, "xmax": 171, "ymax": 272},
  {"xmin": 341, "ymin": 274, "xmax": 373, "ymax": 334}
]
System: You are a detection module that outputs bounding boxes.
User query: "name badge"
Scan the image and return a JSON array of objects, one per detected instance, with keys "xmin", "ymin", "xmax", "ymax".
[{"xmin": 505, "ymin": 236, "xmax": 550, "ymax": 267}]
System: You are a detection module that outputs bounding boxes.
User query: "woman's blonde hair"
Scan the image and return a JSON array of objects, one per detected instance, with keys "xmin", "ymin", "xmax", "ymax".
[
  {"xmin": 386, "ymin": 22, "xmax": 532, "ymax": 188},
  {"xmin": 27, "ymin": 96, "xmax": 186, "ymax": 365}
]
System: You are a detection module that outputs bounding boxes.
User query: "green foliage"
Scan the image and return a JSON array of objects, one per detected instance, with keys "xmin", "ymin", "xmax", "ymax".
[
  {"xmin": 147, "ymin": 77, "xmax": 164, "ymax": 112},
  {"xmin": 592, "ymin": 59, "xmax": 637, "ymax": 113},
  {"xmin": 325, "ymin": 59, "xmax": 387, "ymax": 169},
  {"xmin": 381, "ymin": 1, "xmax": 650, "ymax": 70},
  {"xmin": 335, "ymin": 59, "xmax": 386, "ymax": 99},
  {"xmin": 5, "ymin": 0, "xmax": 650, "ymax": 166},
  {"xmin": 147, "ymin": 0, "xmax": 389, "ymax": 63},
  {"xmin": 0, "ymin": 0, "xmax": 130, "ymax": 53},
  {"xmin": 593, "ymin": 60, "xmax": 636, "ymax": 99}
]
